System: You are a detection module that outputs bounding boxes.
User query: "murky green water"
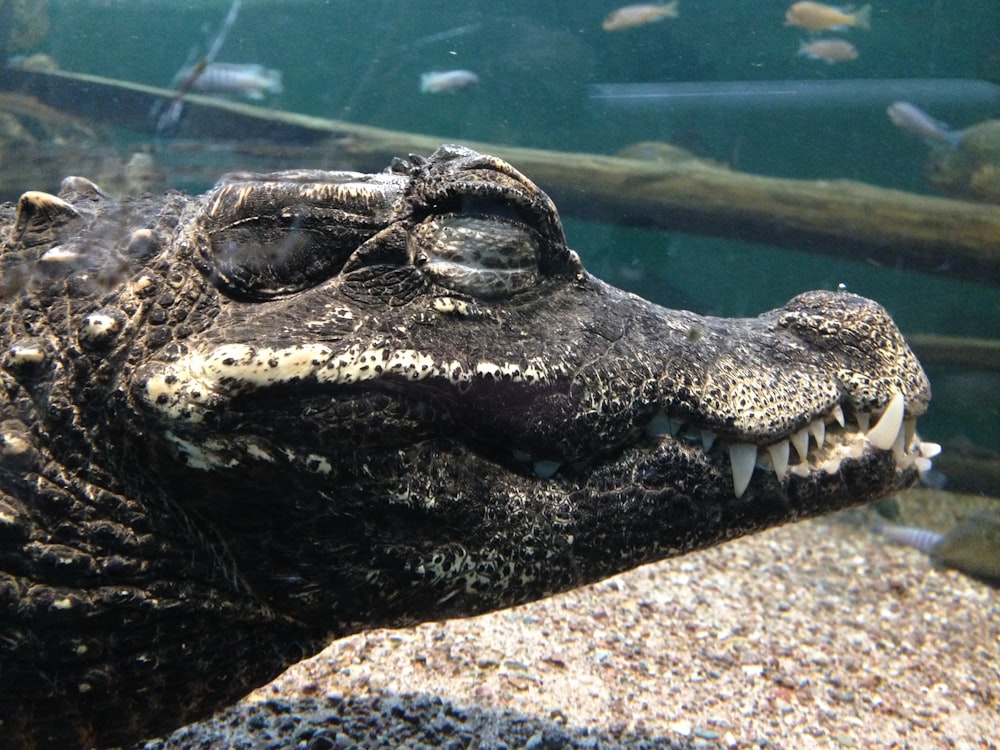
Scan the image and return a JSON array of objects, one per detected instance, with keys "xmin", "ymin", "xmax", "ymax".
[{"xmin": 10, "ymin": 0, "xmax": 1000, "ymax": 477}]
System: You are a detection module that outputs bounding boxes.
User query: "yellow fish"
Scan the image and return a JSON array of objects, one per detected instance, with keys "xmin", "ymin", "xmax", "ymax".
[
  {"xmin": 785, "ymin": 2, "xmax": 871, "ymax": 31},
  {"xmin": 603, "ymin": 2, "xmax": 679, "ymax": 32}
]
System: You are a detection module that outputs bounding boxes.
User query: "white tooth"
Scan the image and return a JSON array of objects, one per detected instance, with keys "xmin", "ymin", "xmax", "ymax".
[
  {"xmin": 820, "ymin": 456, "xmax": 843, "ymax": 474},
  {"xmin": 701, "ymin": 430, "xmax": 716, "ymax": 451},
  {"xmin": 533, "ymin": 460, "xmax": 561, "ymax": 479},
  {"xmin": 808, "ymin": 419, "xmax": 825, "ymax": 448},
  {"xmin": 729, "ymin": 442, "xmax": 757, "ymax": 498},
  {"xmin": 918, "ymin": 441, "xmax": 942, "ymax": 458},
  {"xmin": 646, "ymin": 413, "xmax": 673, "ymax": 437},
  {"xmin": 855, "ymin": 413, "xmax": 870, "ymax": 432},
  {"xmin": 892, "ymin": 427, "xmax": 906, "ymax": 460},
  {"xmin": 904, "ymin": 419, "xmax": 916, "ymax": 449},
  {"xmin": 791, "ymin": 428, "xmax": 809, "ymax": 462},
  {"xmin": 915, "ymin": 457, "xmax": 933, "ymax": 474},
  {"xmin": 867, "ymin": 391, "xmax": 904, "ymax": 451},
  {"xmin": 830, "ymin": 404, "xmax": 845, "ymax": 427},
  {"xmin": 766, "ymin": 440, "xmax": 790, "ymax": 480}
]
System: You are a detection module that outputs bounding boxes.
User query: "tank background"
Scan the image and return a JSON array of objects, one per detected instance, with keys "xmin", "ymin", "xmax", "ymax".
[{"xmin": 41, "ymin": 0, "xmax": 1000, "ymax": 451}]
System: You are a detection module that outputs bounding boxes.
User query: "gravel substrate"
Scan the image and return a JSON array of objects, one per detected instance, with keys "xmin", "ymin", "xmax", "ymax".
[{"xmin": 140, "ymin": 501, "xmax": 999, "ymax": 750}]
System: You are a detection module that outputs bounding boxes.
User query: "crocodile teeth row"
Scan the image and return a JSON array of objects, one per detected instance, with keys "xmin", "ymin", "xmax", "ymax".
[
  {"xmin": 521, "ymin": 390, "xmax": 938, "ymax": 498},
  {"xmin": 647, "ymin": 390, "xmax": 933, "ymax": 498},
  {"xmin": 723, "ymin": 390, "xmax": 936, "ymax": 497}
]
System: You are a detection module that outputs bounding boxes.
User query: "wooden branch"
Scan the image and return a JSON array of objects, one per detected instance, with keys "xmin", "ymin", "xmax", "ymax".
[
  {"xmin": 908, "ymin": 334, "xmax": 1000, "ymax": 371},
  {"xmin": 5, "ymin": 68, "xmax": 1000, "ymax": 285}
]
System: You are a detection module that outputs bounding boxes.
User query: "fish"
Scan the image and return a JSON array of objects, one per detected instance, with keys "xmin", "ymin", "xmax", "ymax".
[
  {"xmin": 785, "ymin": 2, "xmax": 871, "ymax": 32},
  {"xmin": 797, "ymin": 38, "xmax": 859, "ymax": 63},
  {"xmin": 419, "ymin": 69, "xmax": 480, "ymax": 93},
  {"xmin": 602, "ymin": 2, "xmax": 680, "ymax": 32},
  {"xmin": 170, "ymin": 62, "xmax": 283, "ymax": 100},
  {"xmin": 155, "ymin": 0, "xmax": 243, "ymax": 135},
  {"xmin": 887, "ymin": 101, "xmax": 964, "ymax": 148}
]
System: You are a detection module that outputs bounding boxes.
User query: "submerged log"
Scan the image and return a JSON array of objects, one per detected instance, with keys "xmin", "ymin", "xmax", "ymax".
[
  {"xmin": 4, "ymin": 67, "xmax": 1000, "ymax": 285},
  {"xmin": 908, "ymin": 334, "xmax": 1000, "ymax": 372}
]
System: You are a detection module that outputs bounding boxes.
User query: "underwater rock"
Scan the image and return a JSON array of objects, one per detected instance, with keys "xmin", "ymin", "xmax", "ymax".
[
  {"xmin": 874, "ymin": 488, "xmax": 1000, "ymax": 586},
  {"xmin": 0, "ymin": 0, "xmax": 50, "ymax": 57},
  {"xmin": 925, "ymin": 119, "xmax": 1000, "ymax": 204},
  {"xmin": 928, "ymin": 510, "xmax": 1000, "ymax": 585}
]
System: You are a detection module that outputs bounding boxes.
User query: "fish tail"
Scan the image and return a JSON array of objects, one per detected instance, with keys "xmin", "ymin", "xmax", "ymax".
[
  {"xmin": 420, "ymin": 73, "xmax": 432, "ymax": 93},
  {"xmin": 663, "ymin": 0, "xmax": 680, "ymax": 17},
  {"xmin": 266, "ymin": 68, "xmax": 283, "ymax": 95},
  {"xmin": 852, "ymin": 4, "xmax": 872, "ymax": 31}
]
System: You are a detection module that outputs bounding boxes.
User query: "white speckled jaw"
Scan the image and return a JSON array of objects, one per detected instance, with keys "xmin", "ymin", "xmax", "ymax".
[
  {"xmin": 137, "ymin": 336, "xmax": 564, "ymax": 471},
  {"xmin": 141, "ymin": 342, "xmax": 561, "ymax": 425}
]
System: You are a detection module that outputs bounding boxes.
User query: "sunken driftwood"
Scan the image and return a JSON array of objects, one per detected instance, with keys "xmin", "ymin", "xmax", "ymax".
[
  {"xmin": 908, "ymin": 334, "xmax": 1000, "ymax": 372},
  {"xmin": 4, "ymin": 67, "xmax": 1000, "ymax": 286}
]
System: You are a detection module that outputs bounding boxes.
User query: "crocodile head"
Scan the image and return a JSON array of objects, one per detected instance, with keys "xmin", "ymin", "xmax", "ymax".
[{"xmin": 0, "ymin": 145, "xmax": 932, "ymax": 748}]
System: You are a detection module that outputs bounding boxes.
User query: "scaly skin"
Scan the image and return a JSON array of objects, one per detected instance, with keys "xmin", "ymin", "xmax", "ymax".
[{"xmin": 0, "ymin": 146, "xmax": 931, "ymax": 749}]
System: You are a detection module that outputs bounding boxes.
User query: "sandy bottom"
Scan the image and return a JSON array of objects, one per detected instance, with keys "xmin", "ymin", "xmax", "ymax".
[{"xmin": 144, "ymin": 504, "xmax": 999, "ymax": 750}]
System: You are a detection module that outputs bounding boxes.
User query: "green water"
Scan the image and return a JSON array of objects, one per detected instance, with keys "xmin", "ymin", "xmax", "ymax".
[{"xmin": 32, "ymin": 0, "xmax": 1000, "ymax": 463}]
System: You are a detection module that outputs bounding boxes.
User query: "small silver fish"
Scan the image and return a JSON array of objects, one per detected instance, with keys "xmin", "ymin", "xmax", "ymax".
[
  {"xmin": 171, "ymin": 62, "xmax": 283, "ymax": 100},
  {"xmin": 419, "ymin": 69, "xmax": 479, "ymax": 94},
  {"xmin": 887, "ymin": 101, "xmax": 963, "ymax": 148}
]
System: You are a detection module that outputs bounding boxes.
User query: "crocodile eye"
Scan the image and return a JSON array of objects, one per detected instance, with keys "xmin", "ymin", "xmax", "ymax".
[
  {"xmin": 192, "ymin": 171, "xmax": 404, "ymax": 300},
  {"xmin": 412, "ymin": 213, "xmax": 541, "ymax": 298}
]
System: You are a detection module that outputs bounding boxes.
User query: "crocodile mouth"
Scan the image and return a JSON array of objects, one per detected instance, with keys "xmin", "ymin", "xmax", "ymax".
[
  {"xmin": 137, "ymin": 344, "xmax": 936, "ymax": 499},
  {"xmin": 518, "ymin": 391, "xmax": 940, "ymax": 497}
]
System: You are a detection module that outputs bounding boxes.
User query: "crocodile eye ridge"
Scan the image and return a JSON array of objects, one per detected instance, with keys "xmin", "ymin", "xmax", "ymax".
[
  {"xmin": 191, "ymin": 170, "xmax": 405, "ymax": 300},
  {"xmin": 412, "ymin": 213, "xmax": 542, "ymax": 298}
]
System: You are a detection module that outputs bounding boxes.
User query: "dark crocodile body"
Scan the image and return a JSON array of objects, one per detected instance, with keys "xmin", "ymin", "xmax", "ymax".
[{"xmin": 0, "ymin": 146, "xmax": 932, "ymax": 749}]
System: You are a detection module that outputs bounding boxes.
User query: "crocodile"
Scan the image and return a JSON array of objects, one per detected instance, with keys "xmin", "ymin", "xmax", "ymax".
[{"xmin": 0, "ymin": 145, "xmax": 934, "ymax": 749}]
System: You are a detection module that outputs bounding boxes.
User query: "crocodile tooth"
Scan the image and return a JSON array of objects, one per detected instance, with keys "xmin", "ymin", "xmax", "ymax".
[
  {"xmin": 914, "ymin": 457, "xmax": 933, "ymax": 474},
  {"xmin": 791, "ymin": 428, "xmax": 809, "ymax": 462},
  {"xmin": 789, "ymin": 462, "xmax": 811, "ymax": 478},
  {"xmin": 867, "ymin": 391, "xmax": 904, "ymax": 451},
  {"xmin": 918, "ymin": 441, "xmax": 942, "ymax": 458},
  {"xmin": 903, "ymin": 418, "xmax": 916, "ymax": 449},
  {"xmin": 808, "ymin": 419, "xmax": 825, "ymax": 448},
  {"xmin": 766, "ymin": 440, "xmax": 790, "ymax": 481},
  {"xmin": 830, "ymin": 404, "xmax": 845, "ymax": 427},
  {"xmin": 700, "ymin": 430, "xmax": 716, "ymax": 451},
  {"xmin": 729, "ymin": 442, "xmax": 757, "ymax": 498},
  {"xmin": 855, "ymin": 412, "xmax": 870, "ymax": 432},
  {"xmin": 819, "ymin": 456, "xmax": 843, "ymax": 474},
  {"xmin": 645, "ymin": 413, "xmax": 673, "ymax": 437},
  {"xmin": 892, "ymin": 427, "xmax": 906, "ymax": 460},
  {"xmin": 533, "ymin": 460, "xmax": 561, "ymax": 479}
]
